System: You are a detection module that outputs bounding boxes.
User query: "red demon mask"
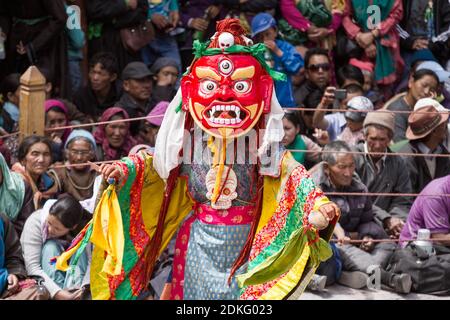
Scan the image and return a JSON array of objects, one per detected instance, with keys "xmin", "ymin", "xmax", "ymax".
[{"xmin": 181, "ymin": 54, "xmax": 273, "ymax": 139}]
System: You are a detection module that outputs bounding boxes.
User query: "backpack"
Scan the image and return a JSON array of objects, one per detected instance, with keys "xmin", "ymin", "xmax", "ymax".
[{"xmin": 385, "ymin": 243, "xmax": 450, "ymax": 295}]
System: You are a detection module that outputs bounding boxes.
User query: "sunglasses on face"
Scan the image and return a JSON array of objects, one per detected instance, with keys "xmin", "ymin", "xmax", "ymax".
[{"xmin": 307, "ymin": 63, "xmax": 331, "ymax": 72}]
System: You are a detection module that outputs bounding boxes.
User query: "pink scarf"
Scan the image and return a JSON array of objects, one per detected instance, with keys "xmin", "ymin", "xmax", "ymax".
[
  {"xmin": 45, "ymin": 99, "xmax": 71, "ymax": 143},
  {"xmin": 93, "ymin": 107, "xmax": 137, "ymax": 161}
]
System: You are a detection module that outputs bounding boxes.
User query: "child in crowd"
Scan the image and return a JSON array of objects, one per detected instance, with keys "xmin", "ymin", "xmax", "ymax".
[
  {"xmin": 251, "ymin": 13, "xmax": 304, "ymax": 108},
  {"xmin": 338, "ymin": 96, "xmax": 374, "ymax": 146}
]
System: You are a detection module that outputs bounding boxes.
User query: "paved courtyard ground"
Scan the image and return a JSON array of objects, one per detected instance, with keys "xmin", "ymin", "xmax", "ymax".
[{"xmin": 298, "ymin": 284, "xmax": 450, "ymax": 300}]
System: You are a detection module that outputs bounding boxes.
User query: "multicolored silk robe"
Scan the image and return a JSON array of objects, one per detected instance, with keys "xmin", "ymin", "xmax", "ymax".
[{"xmin": 56, "ymin": 149, "xmax": 337, "ymax": 300}]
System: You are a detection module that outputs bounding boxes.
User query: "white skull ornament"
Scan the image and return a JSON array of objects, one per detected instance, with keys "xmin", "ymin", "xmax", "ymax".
[
  {"xmin": 218, "ymin": 32, "xmax": 235, "ymax": 50},
  {"xmin": 206, "ymin": 166, "xmax": 238, "ymax": 210}
]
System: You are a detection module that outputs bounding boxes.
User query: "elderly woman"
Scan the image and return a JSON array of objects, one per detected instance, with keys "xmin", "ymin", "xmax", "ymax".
[
  {"xmin": 0, "ymin": 153, "xmax": 34, "ymax": 237},
  {"xmin": 20, "ymin": 195, "xmax": 91, "ymax": 300},
  {"xmin": 13, "ymin": 135, "xmax": 60, "ymax": 210},
  {"xmin": 93, "ymin": 107, "xmax": 137, "ymax": 161},
  {"xmin": 52, "ymin": 130, "xmax": 98, "ymax": 201},
  {"xmin": 44, "ymin": 99, "xmax": 72, "ymax": 163}
]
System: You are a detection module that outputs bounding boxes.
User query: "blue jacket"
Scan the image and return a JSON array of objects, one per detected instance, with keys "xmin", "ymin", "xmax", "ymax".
[{"xmin": 271, "ymin": 39, "xmax": 303, "ymax": 108}]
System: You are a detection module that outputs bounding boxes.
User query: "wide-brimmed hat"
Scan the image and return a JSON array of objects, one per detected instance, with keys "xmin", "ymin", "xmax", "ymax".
[{"xmin": 406, "ymin": 105, "xmax": 449, "ymax": 140}]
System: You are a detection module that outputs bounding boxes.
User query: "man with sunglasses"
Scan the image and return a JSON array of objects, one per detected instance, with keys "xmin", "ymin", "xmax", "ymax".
[{"xmin": 294, "ymin": 48, "xmax": 332, "ymax": 108}]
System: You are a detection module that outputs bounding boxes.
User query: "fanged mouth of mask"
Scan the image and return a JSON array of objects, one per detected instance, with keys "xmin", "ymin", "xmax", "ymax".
[{"xmin": 205, "ymin": 104, "xmax": 247, "ymax": 125}]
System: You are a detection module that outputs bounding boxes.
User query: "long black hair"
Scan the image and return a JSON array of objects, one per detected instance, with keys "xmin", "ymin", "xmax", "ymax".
[{"xmin": 18, "ymin": 135, "xmax": 53, "ymax": 163}]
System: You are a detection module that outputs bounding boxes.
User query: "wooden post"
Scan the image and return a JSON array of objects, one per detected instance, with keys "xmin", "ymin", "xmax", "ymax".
[{"xmin": 19, "ymin": 66, "xmax": 46, "ymax": 142}]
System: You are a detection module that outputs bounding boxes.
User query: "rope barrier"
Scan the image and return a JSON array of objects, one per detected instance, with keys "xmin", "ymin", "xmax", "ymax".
[
  {"xmin": 289, "ymin": 148, "xmax": 450, "ymax": 158},
  {"xmin": 329, "ymin": 238, "xmax": 445, "ymax": 244},
  {"xmin": 291, "ymin": 107, "xmax": 450, "ymax": 115}
]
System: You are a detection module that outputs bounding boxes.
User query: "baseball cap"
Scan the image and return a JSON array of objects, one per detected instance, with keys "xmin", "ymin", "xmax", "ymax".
[
  {"xmin": 122, "ymin": 62, "xmax": 153, "ymax": 80},
  {"xmin": 416, "ymin": 61, "xmax": 450, "ymax": 83},
  {"xmin": 345, "ymin": 96, "xmax": 374, "ymax": 122},
  {"xmin": 251, "ymin": 13, "xmax": 276, "ymax": 37}
]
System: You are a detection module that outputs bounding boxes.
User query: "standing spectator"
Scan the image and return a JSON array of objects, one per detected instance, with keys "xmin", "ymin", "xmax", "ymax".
[
  {"xmin": 0, "ymin": 0, "xmax": 69, "ymax": 98},
  {"xmin": 65, "ymin": 1, "xmax": 85, "ymax": 95},
  {"xmin": 336, "ymin": 64, "xmax": 365, "ymax": 89},
  {"xmin": 20, "ymin": 196, "xmax": 91, "ymax": 300},
  {"xmin": 399, "ymin": 0, "xmax": 450, "ymax": 72},
  {"xmin": 141, "ymin": 0, "xmax": 182, "ymax": 71},
  {"xmin": 13, "ymin": 136, "xmax": 60, "ymax": 210},
  {"xmin": 342, "ymin": 0, "xmax": 404, "ymax": 97},
  {"xmin": 386, "ymin": 69, "xmax": 439, "ymax": 142},
  {"xmin": 149, "ymin": 57, "xmax": 179, "ymax": 107},
  {"xmin": 355, "ymin": 111, "xmax": 412, "ymax": 239},
  {"xmin": 53, "ymin": 130, "xmax": 98, "ymax": 201},
  {"xmin": 251, "ymin": 13, "xmax": 304, "ymax": 108},
  {"xmin": 279, "ymin": 0, "xmax": 345, "ymax": 62},
  {"xmin": 0, "ymin": 153, "xmax": 34, "ymax": 237},
  {"xmin": 73, "ymin": 52, "xmax": 121, "ymax": 120},
  {"xmin": 86, "ymin": 0, "xmax": 148, "ymax": 72},
  {"xmin": 93, "ymin": 107, "xmax": 137, "ymax": 161},
  {"xmin": 310, "ymin": 141, "xmax": 412, "ymax": 293},
  {"xmin": 415, "ymin": 61, "xmax": 450, "ymax": 109},
  {"xmin": 116, "ymin": 62, "xmax": 153, "ymax": 136},
  {"xmin": 398, "ymin": 99, "xmax": 450, "ymax": 194}
]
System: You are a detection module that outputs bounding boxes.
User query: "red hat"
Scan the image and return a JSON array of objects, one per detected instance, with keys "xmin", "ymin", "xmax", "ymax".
[{"xmin": 349, "ymin": 58, "xmax": 374, "ymax": 73}]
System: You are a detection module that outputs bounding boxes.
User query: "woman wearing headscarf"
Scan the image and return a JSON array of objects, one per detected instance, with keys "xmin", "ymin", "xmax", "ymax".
[
  {"xmin": 0, "ymin": 153, "xmax": 34, "ymax": 236},
  {"xmin": 93, "ymin": 107, "xmax": 137, "ymax": 161},
  {"xmin": 12, "ymin": 135, "xmax": 60, "ymax": 211},
  {"xmin": 44, "ymin": 99, "xmax": 72, "ymax": 163},
  {"xmin": 53, "ymin": 130, "xmax": 99, "ymax": 201}
]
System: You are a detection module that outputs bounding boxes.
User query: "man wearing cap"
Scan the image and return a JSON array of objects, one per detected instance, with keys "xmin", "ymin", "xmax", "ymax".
[
  {"xmin": 116, "ymin": 61, "xmax": 154, "ymax": 136},
  {"xmin": 355, "ymin": 111, "xmax": 413, "ymax": 239},
  {"xmin": 398, "ymin": 98, "xmax": 450, "ymax": 193},
  {"xmin": 251, "ymin": 13, "xmax": 304, "ymax": 108}
]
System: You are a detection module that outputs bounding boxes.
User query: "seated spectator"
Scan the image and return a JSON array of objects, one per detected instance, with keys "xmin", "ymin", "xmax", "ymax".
[
  {"xmin": 73, "ymin": 52, "xmax": 121, "ymax": 120},
  {"xmin": 0, "ymin": 213, "xmax": 49, "ymax": 300},
  {"xmin": 349, "ymin": 58, "xmax": 375, "ymax": 93},
  {"xmin": 116, "ymin": 62, "xmax": 153, "ymax": 136},
  {"xmin": 337, "ymin": 96, "xmax": 374, "ymax": 146},
  {"xmin": 400, "ymin": 175, "xmax": 450, "ymax": 247},
  {"xmin": 310, "ymin": 141, "xmax": 412, "ymax": 293},
  {"xmin": 398, "ymin": 99, "xmax": 450, "ymax": 194},
  {"xmin": 282, "ymin": 110, "xmax": 321, "ymax": 168},
  {"xmin": 312, "ymin": 83, "xmax": 365, "ymax": 142},
  {"xmin": 13, "ymin": 136, "xmax": 60, "ymax": 210},
  {"xmin": 149, "ymin": 57, "xmax": 179, "ymax": 106},
  {"xmin": 93, "ymin": 107, "xmax": 137, "ymax": 161},
  {"xmin": 138, "ymin": 101, "xmax": 169, "ymax": 149},
  {"xmin": 20, "ymin": 196, "xmax": 91, "ymax": 300},
  {"xmin": 0, "ymin": 73, "xmax": 21, "ymax": 134},
  {"xmin": 415, "ymin": 61, "xmax": 450, "ymax": 109},
  {"xmin": 386, "ymin": 68, "xmax": 439, "ymax": 142},
  {"xmin": 53, "ymin": 130, "xmax": 98, "ymax": 201},
  {"xmin": 355, "ymin": 111, "xmax": 412, "ymax": 238},
  {"xmin": 44, "ymin": 100, "xmax": 72, "ymax": 163},
  {"xmin": 251, "ymin": 13, "xmax": 304, "ymax": 108},
  {"xmin": 294, "ymin": 48, "xmax": 331, "ymax": 108},
  {"xmin": 0, "ymin": 153, "xmax": 34, "ymax": 237},
  {"xmin": 336, "ymin": 64, "xmax": 365, "ymax": 89}
]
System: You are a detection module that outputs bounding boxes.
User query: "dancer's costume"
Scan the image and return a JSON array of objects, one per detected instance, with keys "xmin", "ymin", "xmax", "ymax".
[{"xmin": 56, "ymin": 19, "xmax": 338, "ymax": 300}]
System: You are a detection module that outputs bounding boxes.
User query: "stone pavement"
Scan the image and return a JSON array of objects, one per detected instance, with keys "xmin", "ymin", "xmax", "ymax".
[{"xmin": 299, "ymin": 284, "xmax": 450, "ymax": 300}]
